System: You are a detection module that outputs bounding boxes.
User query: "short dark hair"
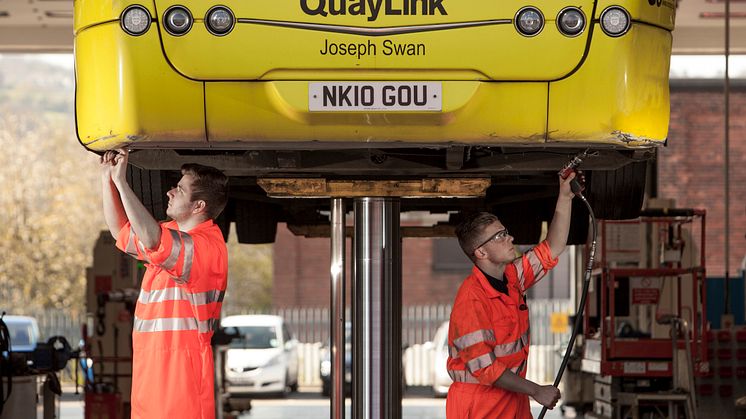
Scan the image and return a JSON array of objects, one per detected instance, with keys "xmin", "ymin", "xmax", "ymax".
[
  {"xmin": 455, "ymin": 212, "xmax": 499, "ymax": 261},
  {"xmin": 181, "ymin": 163, "xmax": 228, "ymax": 220}
]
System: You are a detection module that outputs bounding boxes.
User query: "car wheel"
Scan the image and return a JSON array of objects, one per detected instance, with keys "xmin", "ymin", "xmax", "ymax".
[
  {"xmin": 322, "ymin": 381, "xmax": 331, "ymax": 398},
  {"xmin": 289, "ymin": 379, "xmax": 299, "ymax": 393},
  {"xmin": 279, "ymin": 372, "xmax": 290, "ymax": 398}
]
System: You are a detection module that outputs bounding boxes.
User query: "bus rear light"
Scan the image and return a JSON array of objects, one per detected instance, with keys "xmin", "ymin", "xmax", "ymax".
[
  {"xmin": 206, "ymin": 6, "xmax": 235, "ymax": 36},
  {"xmin": 557, "ymin": 7, "xmax": 585, "ymax": 37},
  {"xmin": 600, "ymin": 6, "xmax": 631, "ymax": 37},
  {"xmin": 515, "ymin": 7, "xmax": 544, "ymax": 37},
  {"xmin": 120, "ymin": 5, "xmax": 151, "ymax": 36},
  {"xmin": 163, "ymin": 6, "xmax": 193, "ymax": 36}
]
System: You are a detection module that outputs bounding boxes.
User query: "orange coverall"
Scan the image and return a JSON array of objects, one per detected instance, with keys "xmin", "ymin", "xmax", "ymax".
[
  {"xmin": 446, "ymin": 240, "xmax": 558, "ymax": 419},
  {"xmin": 117, "ymin": 219, "xmax": 227, "ymax": 419}
]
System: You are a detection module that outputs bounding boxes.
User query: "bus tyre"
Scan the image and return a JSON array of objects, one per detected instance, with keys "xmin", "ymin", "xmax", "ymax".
[
  {"xmin": 492, "ymin": 201, "xmax": 546, "ymax": 246},
  {"xmin": 126, "ymin": 165, "xmax": 179, "ymax": 222},
  {"xmin": 566, "ymin": 199, "xmax": 590, "ymax": 245},
  {"xmin": 586, "ymin": 161, "xmax": 647, "ymax": 220},
  {"xmin": 234, "ymin": 200, "xmax": 279, "ymax": 244}
]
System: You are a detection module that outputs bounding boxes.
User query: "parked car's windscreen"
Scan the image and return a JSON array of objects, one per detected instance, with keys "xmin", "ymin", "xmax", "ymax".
[
  {"xmin": 8, "ymin": 322, "xmax": 35, "ymax": 350},
  {"xmin": 230, "ymin": 326, "xmax": 279, "ymax": 349}
]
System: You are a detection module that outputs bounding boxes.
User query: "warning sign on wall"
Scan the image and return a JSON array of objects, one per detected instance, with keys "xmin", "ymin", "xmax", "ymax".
[
  {"xmin": 632, "ymin": 288, "xmax": 660, "ymax": 304},
  {"xmin": 550, "ymin": 312, "xmax": 569, "ymax": 333}
]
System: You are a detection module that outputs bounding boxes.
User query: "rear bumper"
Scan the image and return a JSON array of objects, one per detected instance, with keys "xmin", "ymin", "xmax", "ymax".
[
  {"xmin": 75, "ymin": 22, "xmax": 670, "ymax": 152},
  {"xmin": 225, "ymin": 364, "xmax": 286, "ymax": 394}
]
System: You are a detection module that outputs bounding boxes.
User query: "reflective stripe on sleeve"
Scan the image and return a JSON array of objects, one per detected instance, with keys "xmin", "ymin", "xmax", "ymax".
[
  {"xmin": 466, "ymin": 351, "xmax": 496, "ymax": 373},
  {"xmin": 510, "ymin": 359, "xmax": 527, "ymax": 375},
  {"xmin": 170, "ymin": 232, "xmax": 194, "ymax": 284},
  {"xmin": 512, "ymin": 257, "xmax": 525, "ymax": 287},
  {"xmin": 133, "ymin": 317, "xmax": 219, "ymax": 333},
  {"xmin": 526, "ymin": 251, "xmax": 542, "ymax": 275},
  {"xmin": 179, "ymin": 232, "xmax": 195, "ymax": 282},
  {"xmin": 447, "ymin": 369, "xmax": 480, "ymax": 384},
  {"xmin": 449, "ymin": 346, "xmax": 459, "ymax": 358},
  {"xmin": 138, "ymin": 288, "xmax": 225, "ymax": 306},
  {"xmin": 453, "ymin": 329, "xmax": 495, "ymax": 351},
  {"xmin": 137, "ymin": 240, "xmax": 152, "ymax": 263},
  {"xmin": 522, "ymin": 251, "xmax": 543, "ymax": 289},
  {"xmin": 161, "ymin": 229, "xmax": 183, "ymax": 270},
  {"xmin": 125, "ymin": 229, "xmax": 138, "ymax": 257}
]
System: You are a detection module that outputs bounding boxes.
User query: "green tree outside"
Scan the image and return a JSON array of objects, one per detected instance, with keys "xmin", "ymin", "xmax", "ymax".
[{"xmin": 0, "ymin": 55, "xmax": 273, "ymax": 315}]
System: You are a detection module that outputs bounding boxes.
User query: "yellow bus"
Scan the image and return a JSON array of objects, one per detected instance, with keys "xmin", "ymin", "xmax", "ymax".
[{"xmin": 74, "ymin": 0, "xmax": 675, "ymax": 243}]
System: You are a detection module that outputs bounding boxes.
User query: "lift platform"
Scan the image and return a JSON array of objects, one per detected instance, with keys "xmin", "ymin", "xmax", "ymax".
[{"xmin": 581, "ymin": 209, "xmax": 708, "ymax": 419}]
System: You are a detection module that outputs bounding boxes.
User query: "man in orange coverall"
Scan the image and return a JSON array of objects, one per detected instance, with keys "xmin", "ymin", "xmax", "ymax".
[
  {"xmin": 101, "ymin": 149, "xmax": 229, "ymax": 419},
  {"xmin": 446, "ymin": 173, "xmax": 577, "ymax": 418}
]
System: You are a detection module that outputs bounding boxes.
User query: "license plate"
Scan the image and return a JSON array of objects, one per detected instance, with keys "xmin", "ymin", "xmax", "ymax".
[
  {"xmin": 309, "ymin": 82, "xmax": 442, "ymax": 112},
  {"xmin": 229, "ymin": 378, "xmax": 254, "ymax": 385}
]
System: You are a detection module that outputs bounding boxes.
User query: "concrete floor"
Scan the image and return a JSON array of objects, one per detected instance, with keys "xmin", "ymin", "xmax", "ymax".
[{"xmin": 55, "ymin": 386, "xmax": 567, "ymax": 419}]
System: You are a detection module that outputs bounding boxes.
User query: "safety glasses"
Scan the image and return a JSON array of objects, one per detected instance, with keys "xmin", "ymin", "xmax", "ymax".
[{"xmin": 473, "ymin": 228, "xmax": 510, "ymax": 255}]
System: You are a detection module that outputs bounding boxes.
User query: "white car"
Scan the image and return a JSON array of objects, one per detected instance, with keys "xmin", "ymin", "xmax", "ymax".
[
  {"xmin": 221, "ymin": 315, "xmax": 299, "ymax": 396},
  {"xmin": 3, "ymin": 315, "xmax": 41, "ymax": 353},
  {"xmin": 431, "ymin": 320, "xmax": 452, "ymax": 397}
]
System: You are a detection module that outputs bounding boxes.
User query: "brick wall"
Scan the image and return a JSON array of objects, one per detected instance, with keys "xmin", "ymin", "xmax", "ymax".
[
  {"xmin": 272, "ymin": 224, "xmax": 465, "ymax": 308},
  {"xmin": 660, "ymin": 82, "xmax": 746, "ymax": 277}
]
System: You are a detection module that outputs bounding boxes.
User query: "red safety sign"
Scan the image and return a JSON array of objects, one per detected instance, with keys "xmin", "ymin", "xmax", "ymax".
[{"xmin": 632, "ymin": 288, "xmax": 660, "ymax": 304}]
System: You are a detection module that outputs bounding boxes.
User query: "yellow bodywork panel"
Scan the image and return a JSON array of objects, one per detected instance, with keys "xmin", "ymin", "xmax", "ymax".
[
  {"xmin": 548, "ymin": 24, "xmax": 671, "ymax": 146},
  {"xmin": 205, "ymin": 81, "xmax": 547, "ymax": 143},
  {"xmin": 74, "ymin": 0, "xmax": 673, "ymax": 151},
  {"xmin": 75, "ymin": 22, "xmax": 205, "ymax": 148},
  {"xmin": 164, "ymin": 25, "xmax": 588, "ymax": 81},
  {"xmin": 74, "ymin": 1, "xmax": 156, "ymax": 32},
  {"xmin": 595, "ymin": 0, "xmax": 676, "ymax": 30}
]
